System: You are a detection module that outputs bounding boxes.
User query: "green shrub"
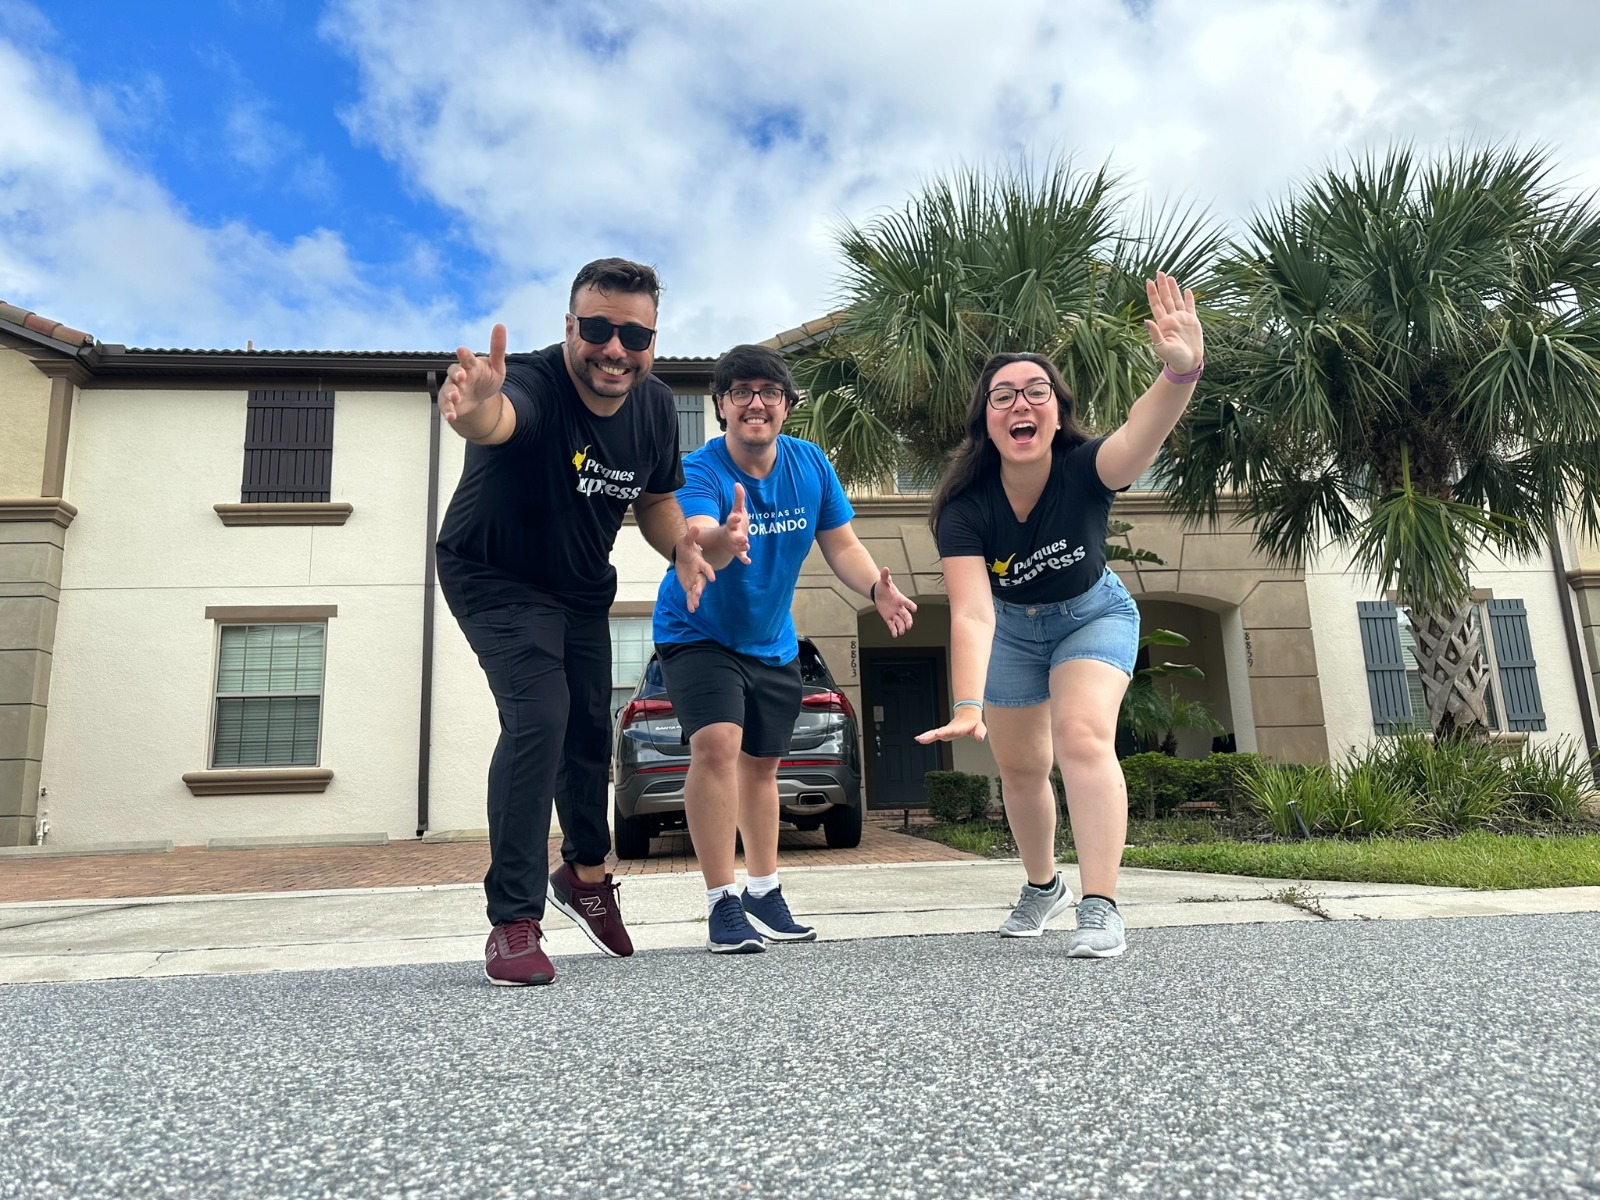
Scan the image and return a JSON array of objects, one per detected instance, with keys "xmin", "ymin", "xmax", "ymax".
[
  {"xmin": 1370, "ymin": 735, "xmax": 1511, "ymax": 831},
  {"xmin": 1499, "ymin": 740, "xmax": 1598, "ymax": 824},
  {"xmin": 1203, "ymin": 752, "xmax": 1269, "ymax": 814},
  {"xmin": 1246, "ymin": 763, "xmax": 1336, "ymax": 837},
  {"xmin": 923, "ymin": 770, "xmax": 993, "ymax": 823},
  {"xmin": 1326, "ymin": 761, "xmax": 1418, "ymax": 835},
  {"xmin": 1120, "ymin": 753, "xmax": 1218, "ymax": 818}
]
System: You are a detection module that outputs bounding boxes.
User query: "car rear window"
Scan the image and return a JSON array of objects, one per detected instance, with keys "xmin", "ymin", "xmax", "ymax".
[{"xmin": 799, "ymin": 645, "xmax": 833, "ymax": 685}]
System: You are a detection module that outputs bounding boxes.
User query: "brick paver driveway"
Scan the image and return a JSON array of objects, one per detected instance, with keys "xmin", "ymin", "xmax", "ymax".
[{"xmin": 0, "ymin": 817, "xmax": 978, "ymax": 903}]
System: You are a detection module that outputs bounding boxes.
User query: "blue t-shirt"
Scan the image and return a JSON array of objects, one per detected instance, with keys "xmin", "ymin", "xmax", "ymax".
[{"xmin": 653, "ymin": 435, "xmax": 854, "ymax": 665}]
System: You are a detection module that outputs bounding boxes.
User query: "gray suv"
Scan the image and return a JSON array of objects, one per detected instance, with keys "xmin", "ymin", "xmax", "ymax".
[{"xmin": 612, "ymin": 638, "xmax": 863, "ymax": 858}]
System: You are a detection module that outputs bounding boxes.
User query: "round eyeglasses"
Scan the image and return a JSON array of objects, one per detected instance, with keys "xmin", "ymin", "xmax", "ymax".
[
  {"xmin": 722, "ymin": 385, "xmax": 788, "ymax": 406},
  {"xmin": 987, "ymin": 381, "xmax": 1054, "ymax": 410}
]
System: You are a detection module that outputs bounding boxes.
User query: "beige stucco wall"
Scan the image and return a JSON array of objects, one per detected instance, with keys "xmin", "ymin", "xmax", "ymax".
[
  {"xmin": 0, "ymin": 349, "xmax": 51, "ymax": 496},
  {"xmin": 40, "ymin": 386, "xmax": 433, "ymax": 845},
  {"xmin": 422, "ymin": 417, "xmax": 501, "ymax": 834},
  {"xmin": 1305, "ymin": 543, "xmax": 1598, "ymax": 762}
]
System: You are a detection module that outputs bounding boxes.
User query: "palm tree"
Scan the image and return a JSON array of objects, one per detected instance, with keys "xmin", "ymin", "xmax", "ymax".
[
  {"xmin": 1119, "ymin": 628, "xmax": 1226, "ymax": 756},
  {"xmin": 786, "ymin": 156, "xmax": 1222, "ymax": 487},
  {"xmin": 1168, "ymin": 145, "xmax": 1600, "ymax": 739}
]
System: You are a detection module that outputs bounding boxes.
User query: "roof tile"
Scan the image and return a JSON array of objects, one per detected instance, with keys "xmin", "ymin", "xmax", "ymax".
[{"xmin": 0, "ymin": 300, "xmax": 95, "ymax": 348}]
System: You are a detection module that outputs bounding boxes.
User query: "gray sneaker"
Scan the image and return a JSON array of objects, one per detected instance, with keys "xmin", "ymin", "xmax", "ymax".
[
  {"xmin": 1066, "ymin": 896, "xmax": 1126, "ymax": 958},
  {"xmin": 998, "ymin": 873, "xmax": 1073, "ymax": 938}
]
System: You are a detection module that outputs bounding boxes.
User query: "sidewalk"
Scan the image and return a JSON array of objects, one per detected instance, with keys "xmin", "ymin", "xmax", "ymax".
[{"xmin": 4, "ymin": 851, "xmax": 1598, "ymax": 986}]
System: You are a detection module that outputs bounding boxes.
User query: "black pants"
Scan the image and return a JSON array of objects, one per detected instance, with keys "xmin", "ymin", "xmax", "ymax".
[{"xmin": 454, "ymin": 597, "xmax": 613, "ymax": 925}]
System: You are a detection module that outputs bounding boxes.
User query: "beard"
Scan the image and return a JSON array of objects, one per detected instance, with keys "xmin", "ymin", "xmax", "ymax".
[{"xmin": 567, "ymin": 340, "xmax": 640, "ymax": 398}]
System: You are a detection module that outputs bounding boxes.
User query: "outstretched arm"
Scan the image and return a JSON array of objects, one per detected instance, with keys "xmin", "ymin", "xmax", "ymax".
[
  {"xmin": 634, "ymin": 491, "xmax": 716, "ymax": 613},
  {"xmin": 440, "ymin": 323, "xmax": 517, "ymax": 445},
  {"xmin": 1096, "ymin": 272, "xmax": 1205, "ymax": 490},
  {"xmin": 915, "ymin": 556, "xmax": 993, "ymax": 743},
  {"xmin": 815, "ymin": 523, "xmax": 917, "ymax": 638},
  {"xmin": 691, "ymin": 482, "xmax": 752, "ymax": 570}
]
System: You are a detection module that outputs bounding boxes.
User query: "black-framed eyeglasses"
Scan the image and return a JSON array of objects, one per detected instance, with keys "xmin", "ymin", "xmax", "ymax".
[
  {"xmin": 571, "ymin": 315, "xmax": 657, "ymax": 353},
  {"xmin": 987, "ymin": 381, "xmax": 1054, "ymax": 410},
  {"xmin": 721, "ymin": 385, "xmax": 788, "ymax": 406}
]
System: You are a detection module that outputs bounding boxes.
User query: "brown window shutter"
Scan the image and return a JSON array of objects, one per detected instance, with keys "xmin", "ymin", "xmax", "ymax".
[{"xmin": 242, "ymin": 390, "xmax": 335, "ymax": 502}]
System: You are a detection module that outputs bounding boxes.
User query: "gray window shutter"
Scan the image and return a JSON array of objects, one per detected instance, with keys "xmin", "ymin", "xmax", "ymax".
[
  {"xmin": 1358, "ymin": 600, "xmax": 1412, "ymax": 732},
  {"xmin": 674, "ymin": 395, "xmax": 705, "ymax": 451},
  {"xmin": 243, "ymin": 390, "xmax": 335, "ymax": 502},
  {"xmin": 1486, "ymin": 599, "xmax": 1546, "ymax": 731}
]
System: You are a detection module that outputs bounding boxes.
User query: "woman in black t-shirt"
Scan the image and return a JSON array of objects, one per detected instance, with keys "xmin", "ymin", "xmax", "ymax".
[{"xmin": 917, "ymin": 272, "xmax": 1205, "ymax": 959}]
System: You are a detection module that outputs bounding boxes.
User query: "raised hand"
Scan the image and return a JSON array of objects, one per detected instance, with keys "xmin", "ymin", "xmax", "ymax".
[
  {"xmin": 1143, "ymin": 272, "xmax": 1203, "ymax": 375},
  {"xmin": 724, "ymin": 482, "xmax": 751, "ymax": 565},
  {"xmin": 441, "ymin": 323, "xmax": 509, "ymax": 435},
  {"xmin": 674, "ymin": 537, "xmax": 716, "ymax": 613},
  {"xmin": 915, "ymin": 703, "xmax": 986, "ymax": 745},
  {"xmin": 873, "ymin": 567, "xmax": 917, "ymax": 638}
]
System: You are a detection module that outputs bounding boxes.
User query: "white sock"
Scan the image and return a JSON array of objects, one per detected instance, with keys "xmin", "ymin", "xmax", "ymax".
[
  {"xmin": 745, "ymin": 872, "xmax": 780, "ymax": 898},
  {"xmin": 706, "ymin": 885, "xmax": 737, "ymax": 915}
]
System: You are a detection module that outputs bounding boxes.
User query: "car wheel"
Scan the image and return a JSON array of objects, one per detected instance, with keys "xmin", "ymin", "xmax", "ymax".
[
  {"xmin": 822, "ymin": 801, "xmax": 863, "ymax": 849},
  {"xmin": 613, "ymin": 797, "xmax": 654, "ymax": 859}
]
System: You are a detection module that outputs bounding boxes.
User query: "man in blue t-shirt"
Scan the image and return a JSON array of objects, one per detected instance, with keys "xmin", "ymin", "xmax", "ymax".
[{"xmin": 653, "ymin": 344, "xmax": 917, "ymax": 953}]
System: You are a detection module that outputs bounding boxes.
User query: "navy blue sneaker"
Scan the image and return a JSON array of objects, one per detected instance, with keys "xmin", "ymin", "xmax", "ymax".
[
  {"xmin": 741, "ymin": 885, "xmax": 817, "ymax": 943},
  {"xmin": 707, "ymin": 893, "xmax": 765, "ymax": 954}
]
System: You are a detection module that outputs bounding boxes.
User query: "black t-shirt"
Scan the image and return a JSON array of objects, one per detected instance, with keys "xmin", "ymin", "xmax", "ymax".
[
  {"xmin": 435, "ymin": 344, "xmax": 683, "ymax": 615},
  {"xmin": 935, "ymin": 436, "xmax": 1117, "ymax": 604}
]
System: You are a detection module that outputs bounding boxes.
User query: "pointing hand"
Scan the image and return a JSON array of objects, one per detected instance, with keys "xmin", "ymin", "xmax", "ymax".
[
  {"xmin": 725, "ymin": 482, "xmax": 752, "ymax": 565},
  {"xmin": 441, "ymin": 323, "xmax": 509, "ymax": 432}
]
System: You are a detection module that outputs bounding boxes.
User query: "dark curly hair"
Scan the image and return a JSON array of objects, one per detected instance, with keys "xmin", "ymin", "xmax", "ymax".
[{"xmin": 568, "ymin": 258, "xmax": 660, "ymax": 309}]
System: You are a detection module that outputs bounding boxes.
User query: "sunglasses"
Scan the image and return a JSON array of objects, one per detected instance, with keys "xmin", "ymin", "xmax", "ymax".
[{"xmin": 571, "ymin": 314, "xmax": 657, "ymax": 353}]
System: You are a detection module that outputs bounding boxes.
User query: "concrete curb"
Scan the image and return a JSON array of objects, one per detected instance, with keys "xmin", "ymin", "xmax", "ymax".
[
  {"xmin": 205, "ymin": 833, "xmax": 390, "ymax": 850},
  {"xmin": 0, "ymin": 840, "xmax": 175, "ymax": 859}
]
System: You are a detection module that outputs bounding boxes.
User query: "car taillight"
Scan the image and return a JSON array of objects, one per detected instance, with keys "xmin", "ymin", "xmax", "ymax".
[
  {"xmin": 800, "ymin": 690, "xmax": 855, "ymax": 720},
  {"xmin": 620, "ymin": 698, "xmax": 674, "ymax": 728}
]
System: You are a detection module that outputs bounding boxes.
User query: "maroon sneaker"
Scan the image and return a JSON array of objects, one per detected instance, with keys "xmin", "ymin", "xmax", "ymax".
[
  {"xmin": 484, "ymin": 918, "xmax": 555, "ymax": 986},
  {"xmin": 547, "ymin": 863, "xmax": 635, "ymax": 957}
]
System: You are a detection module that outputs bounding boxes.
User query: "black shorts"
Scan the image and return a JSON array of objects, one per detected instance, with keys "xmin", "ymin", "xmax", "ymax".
[{"xmin": 656, "ymin": 640, "xmax": 802, "ymax": 758}]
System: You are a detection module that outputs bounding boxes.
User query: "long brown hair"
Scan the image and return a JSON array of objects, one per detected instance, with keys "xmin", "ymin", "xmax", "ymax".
[{"xmin": 928, "ymin": 353, "xmax": 1094, "ymax": 535}]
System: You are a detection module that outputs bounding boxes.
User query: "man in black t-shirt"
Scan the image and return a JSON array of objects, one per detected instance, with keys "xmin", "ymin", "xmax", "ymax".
[{"xmin": 435, "ymin": 257, "xmax": 714, "ymax": 987}]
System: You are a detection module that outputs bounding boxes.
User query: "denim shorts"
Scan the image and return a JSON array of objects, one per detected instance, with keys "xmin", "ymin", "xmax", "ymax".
[{"xmin": 986, "ymin": 568, "xmax": 1140, "ymax": 708}]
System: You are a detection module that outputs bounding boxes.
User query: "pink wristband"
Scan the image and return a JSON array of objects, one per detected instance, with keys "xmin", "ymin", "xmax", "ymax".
[{"xmin": 1162, "ymin": 361, "xmax": 1204, "ymax": 385}]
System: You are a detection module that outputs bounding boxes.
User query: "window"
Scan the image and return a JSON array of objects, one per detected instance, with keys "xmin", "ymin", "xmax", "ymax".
[
  {"xmin": 675, "ymin": 394, "xmax": 708, "ymax": 452},
  {"xmin": 242, "ymin": 390, "xmax": 334, "ymax": 502},
  {"xmin": 609, "ymin": 618, "xmax": 654, "ymax": 724},
  {"xmin": 212, "ymin": 624, "xmax": 326, "ymax": 766},
  {"xmin": 893, "ymin": 438, "xmax": 938, "ymax": 494},
  {"xmin": 894, "ymin": 461, "xmax": 938, "ymax": 495},
  {"xmin": 1358, "ymin": 599, "xmax": 1544, "ymax": 733},
  {"xmin": 1396, "ymin": 606, "xmax": 1501, "ymax": 730}
]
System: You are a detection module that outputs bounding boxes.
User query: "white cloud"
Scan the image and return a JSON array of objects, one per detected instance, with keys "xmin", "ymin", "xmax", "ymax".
[
  {"xmin": 0, "ymin": 28, "xmax": 460, "ymax": 350},
  {"xmin": 321, "ymin": 0, "xmax": 1600, "ymax": 354},
  {"xmin": 2, "ymin": 0, "xmax": 1599, "ymax": 353}
]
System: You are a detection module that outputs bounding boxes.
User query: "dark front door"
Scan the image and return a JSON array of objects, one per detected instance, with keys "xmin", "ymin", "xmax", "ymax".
[{"xmin": 865, "ymin": 656, "xmax": 942, "ymax": 809}]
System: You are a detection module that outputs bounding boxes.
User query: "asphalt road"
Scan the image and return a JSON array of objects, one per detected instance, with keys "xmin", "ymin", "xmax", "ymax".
[{"xmin": 3, "ymin": 914, "xmax": 1597, "ymax": 1200}]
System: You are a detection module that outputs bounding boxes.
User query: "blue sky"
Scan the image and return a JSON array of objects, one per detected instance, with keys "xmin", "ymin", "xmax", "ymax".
[
  {"xmin": 45, "ymin": 2, "xmax": 474, "ymax": 280},
  {"xmin": 3, "ymin": 0, "xmax": 1599, "ymax": 356}
]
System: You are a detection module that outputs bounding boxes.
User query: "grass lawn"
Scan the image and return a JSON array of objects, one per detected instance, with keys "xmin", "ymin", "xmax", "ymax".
[
  {"xmin": 914, "ymin": 820, "xmax": 1600, "ymax": 890},
  {"xmin": 1118, "ymin": 831, "xmax": 1600, "ymax": 890}
]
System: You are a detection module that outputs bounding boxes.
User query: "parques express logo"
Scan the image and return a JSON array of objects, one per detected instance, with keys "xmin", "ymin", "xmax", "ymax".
[
  {"xmin": 570, "ymin": 445, "xmax": 644, "ymax": 501},
  {"xmin": 993, "ymin": 538, "xmax": 1087, "ymax": 587}
]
